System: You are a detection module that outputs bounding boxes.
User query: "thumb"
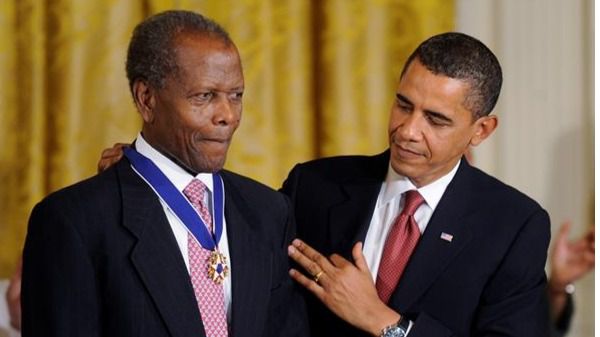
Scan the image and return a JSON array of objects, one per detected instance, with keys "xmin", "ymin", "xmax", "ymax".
[
  {"xmin": 352, "ymin": 242, "xmax": 370, "ymax": 273},
  {"xmin": 551, "ymin": 221, "xmax": 572, "ymax": 260},
  {"xmin": 557, "ymin": 221, "xmax": 572, "ymax": 243}
]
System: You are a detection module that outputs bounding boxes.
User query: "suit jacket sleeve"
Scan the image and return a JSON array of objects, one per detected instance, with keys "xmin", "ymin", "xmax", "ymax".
[
  {"xmin": 22, "ymin": 196, "xmax": 101, "ymax": 337},
  {"xmin": 409, "ymin": 208, "xmax": 551, "ymax": 337}
]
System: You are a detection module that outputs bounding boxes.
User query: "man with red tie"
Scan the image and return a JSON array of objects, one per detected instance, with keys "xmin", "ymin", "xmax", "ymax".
[
  {"xmin": 21, "ymin": 10, "xmax": 307, "ymax": 337},
  {"xmin": 284, "ymin": 32, "xmax": 551, "ymax": 337}
]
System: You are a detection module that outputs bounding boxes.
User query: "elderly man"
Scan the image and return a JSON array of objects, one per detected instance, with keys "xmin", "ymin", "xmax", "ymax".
[{"xmin": 22, "ymin": 10, "xmax": 307, "ymax": 337}]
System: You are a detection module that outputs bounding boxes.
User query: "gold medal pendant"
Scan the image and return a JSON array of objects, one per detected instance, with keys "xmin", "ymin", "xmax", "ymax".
[{"xmin": 207, "ymin": 249, "xmax": 229, "ymax": 284}]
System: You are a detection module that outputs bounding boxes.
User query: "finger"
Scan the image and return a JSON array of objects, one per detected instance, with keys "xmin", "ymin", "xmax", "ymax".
[
  {"xmin": 98, "ymin": 144, "xmax": 129, "ymax": 172},
  {"xmin": 571, "ymin": 239, "xmax": 588, "ymax": 251},
  {"xmin": 103, "ymin": 142, "xmax": 127, "ymax": 154},
  {"xmin": 291, "ymin": 239, "xmax": 336, "ymax": 273},
  {"xmin": 351, "ymin": 242, "xmax": 370, "ymax": 272},
  {"xmin": 289, "ymin": 268, "xmax": 326, "ymax": 300},
  {"xmin": 572, "ymin": 229, "xmax": 595, "ymax": 251},
  {"xmin": 101, "ymin": 143, "xmax": 129, "ymax": 158},
  {"xmin": 557, "ymin": 221, "xmax": 572, "ymax": 241},
  {"xmin": 288, "ymin": 244, "xmax": 330, "ymax": 277},
  {"xmin": 585, "ymin": 228, "xmax": 595, "ymax": 244},
  {"xmin": 100, "ymin": 148, "xmax": 113, "ymax": 158},
  {"xmin": 97, "ymin": 157, "xmax": 120, "ymax": 173},
  {"xmin": 100, "ymin": 150, "xmax": 119, "ymax": 161},
  {"xmin": 329, "ymin": 254, "xmax": 352, "ymax": 271},
  {"xmin": 97, "ymin": 162, "xmax": 108, "ymax": 173}
]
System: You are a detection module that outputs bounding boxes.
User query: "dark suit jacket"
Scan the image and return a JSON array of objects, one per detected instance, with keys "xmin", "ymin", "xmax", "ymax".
[
  {"xmin": 281, "ymin": 150, "xmax": 551, "ymax": 337},
  {"xmin": 22, "ymin": 159, "xmax": 308, "ymax": 337}
]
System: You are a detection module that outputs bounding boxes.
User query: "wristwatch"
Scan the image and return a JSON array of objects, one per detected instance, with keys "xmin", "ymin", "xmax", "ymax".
[{"xmin": 380, "ymin": 316, "xmax": 409, "ymax": 337}]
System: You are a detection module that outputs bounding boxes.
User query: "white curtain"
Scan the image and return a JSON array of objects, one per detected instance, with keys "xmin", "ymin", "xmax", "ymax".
[{"xmin": 456, "ymin": 1, "xmax": 594, "ymax": 336}]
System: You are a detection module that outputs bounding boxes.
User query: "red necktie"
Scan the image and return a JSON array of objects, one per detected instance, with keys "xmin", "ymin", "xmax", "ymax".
[
  {"xmin": 376, "ymin": 190, "xmax": 424, "ymax": 303},
  {"xmin": 184, "ymin": 179, "xmax": 228, "ymax": 337}
]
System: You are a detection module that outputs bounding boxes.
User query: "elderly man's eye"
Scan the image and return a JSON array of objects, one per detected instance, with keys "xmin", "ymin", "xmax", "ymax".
[{"xmin": 199, "ymin": 92, "xmax": 214, "ymax": 100}]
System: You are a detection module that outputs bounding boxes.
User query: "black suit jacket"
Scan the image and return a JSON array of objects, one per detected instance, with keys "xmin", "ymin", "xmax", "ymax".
[
  {"xmin": 22, "ymin": 159, "xmax": 308, "ymax": 337},
  {"xmin": 281, "ymin": 150, "xmax": 551, "ymax": 337}
]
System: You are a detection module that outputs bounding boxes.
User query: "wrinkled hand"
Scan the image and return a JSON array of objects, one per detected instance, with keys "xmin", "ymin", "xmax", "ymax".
[
  {"xmin": 6, "ymin": 257, "xmax": 22, "ymax": 331},
  {"xmin": 549, "ymin": 221, "xmax": 595, "ymax": 292},
  {"xmin": 97, "ymin": 143, "xmax": 129, "ymax": 173},
  {"xmin": 288, "ymin": 239, "xmax": 399, "ymax": 336}
]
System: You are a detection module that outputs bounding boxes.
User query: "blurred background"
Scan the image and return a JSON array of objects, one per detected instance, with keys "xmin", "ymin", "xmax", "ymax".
[{"xmin": 0, "ymin": 0, "xmax": 593, "ymax": 335}]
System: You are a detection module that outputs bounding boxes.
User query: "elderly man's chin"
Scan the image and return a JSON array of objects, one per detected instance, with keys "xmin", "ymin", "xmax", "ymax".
[
  {"xmin": 188, "ymin": 156, "xmax": 227, "ymax": 173},
  {"xmin": 190, "ymin": 147, "xmax": 230, "ymax": 173}
]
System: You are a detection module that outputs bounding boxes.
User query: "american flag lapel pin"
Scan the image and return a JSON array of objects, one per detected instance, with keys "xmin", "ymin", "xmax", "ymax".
[{"xmin": 440, "ymin": 232, "xmax": 453, "ymax": 242}]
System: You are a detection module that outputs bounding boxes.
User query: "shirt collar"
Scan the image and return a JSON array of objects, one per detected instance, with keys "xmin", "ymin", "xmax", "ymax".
[
  {"xmin": 134, "ymin": 133, "xmax": 213, "ymax": 193},
  {"xmin": 380, "ymin": 159, "xmax": 461, "ymax": 211}
]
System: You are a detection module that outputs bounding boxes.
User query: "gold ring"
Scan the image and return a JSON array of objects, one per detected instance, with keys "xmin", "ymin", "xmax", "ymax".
[{"xmin": 313, "ymin": 270, "xmax": 324, "ymax": 283}]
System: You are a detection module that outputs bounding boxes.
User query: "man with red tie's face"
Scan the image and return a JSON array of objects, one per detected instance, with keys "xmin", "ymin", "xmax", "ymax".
[{"xmin": 387, "ymin": 57, "xmax": 496, "ymax": 188}]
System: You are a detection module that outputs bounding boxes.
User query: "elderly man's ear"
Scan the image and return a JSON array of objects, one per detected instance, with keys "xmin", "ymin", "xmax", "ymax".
[{"xmin": 133, "ymin": 79, "xmax": 157, "ymax": 124}]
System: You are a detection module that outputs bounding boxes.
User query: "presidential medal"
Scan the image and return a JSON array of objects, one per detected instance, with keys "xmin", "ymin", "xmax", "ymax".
[{"xmin": 207, "ymin": 249, "xmax": 229, "ymax": 284}]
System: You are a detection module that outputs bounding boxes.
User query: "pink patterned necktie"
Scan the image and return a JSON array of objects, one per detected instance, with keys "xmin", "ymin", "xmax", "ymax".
[
  {"xmin": 376, "ymin": 190, "xmax": 424, "ymax": 303},
  {"xmin": 183, "ymin": 179, "xmax": 228, "ymax": 337}
]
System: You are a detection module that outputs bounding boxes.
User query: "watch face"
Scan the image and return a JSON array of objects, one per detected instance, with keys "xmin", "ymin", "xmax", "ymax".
[{"xmin": 384, "ymin": 326, "xmax": 406, "ymax": 337}]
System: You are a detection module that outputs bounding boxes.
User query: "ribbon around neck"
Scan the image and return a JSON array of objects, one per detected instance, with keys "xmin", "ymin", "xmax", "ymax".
[{"xmin": 124, "ymin": 147, "xmax": 224, "ymax": 250}]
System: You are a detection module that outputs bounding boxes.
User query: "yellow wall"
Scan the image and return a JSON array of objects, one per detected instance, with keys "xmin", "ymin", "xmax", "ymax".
[{"xmin": 0, "ymin": 0, "xmax": 453, "ymax": 276}]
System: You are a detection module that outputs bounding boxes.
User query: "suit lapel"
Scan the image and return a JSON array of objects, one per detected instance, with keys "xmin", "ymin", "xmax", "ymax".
[
  {"xmin": 117, "ymin": 160, "xmax": 205, "ymax": 337},
  {"xmin": 328, "ymin": 152, "xmax": 389, "ymax": 259},
  {"xmin": 328, "ymin": 181, "xmax": 381, "ymax": 259},
  {"xmin": 388, "ymin": 160, "xmax": 475, "ymax": 311},
  {"xmin": 223, "ymin": 174, "xmax": 272, "ymax": 337}
]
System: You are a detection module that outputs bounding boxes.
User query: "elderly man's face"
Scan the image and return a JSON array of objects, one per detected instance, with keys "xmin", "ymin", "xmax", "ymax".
[{"xmin": 140, "ymin": 33, "xmax": 244, "ymax": 173}]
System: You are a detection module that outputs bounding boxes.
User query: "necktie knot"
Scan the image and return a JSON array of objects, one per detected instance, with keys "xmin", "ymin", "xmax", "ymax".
[
  {"xmin": 183, "ymin": 179, "xmax": 207, "ymax": 208},
  {"xmin": 184, "ymin": 178, "xmax": 213, "ymax": 231},
  {"xmin": 401, "ymin": 190, "xmax": 424, "ymax": 216}
]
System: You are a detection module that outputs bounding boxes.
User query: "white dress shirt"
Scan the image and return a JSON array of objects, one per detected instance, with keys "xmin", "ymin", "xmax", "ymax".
[
  {"xmin": 362, "ymin": 160, "xmax": 460, "ymax": 333},
  {"xmin": 132, "ymin": 134, "xmax": 233, "ymax": 321}
]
